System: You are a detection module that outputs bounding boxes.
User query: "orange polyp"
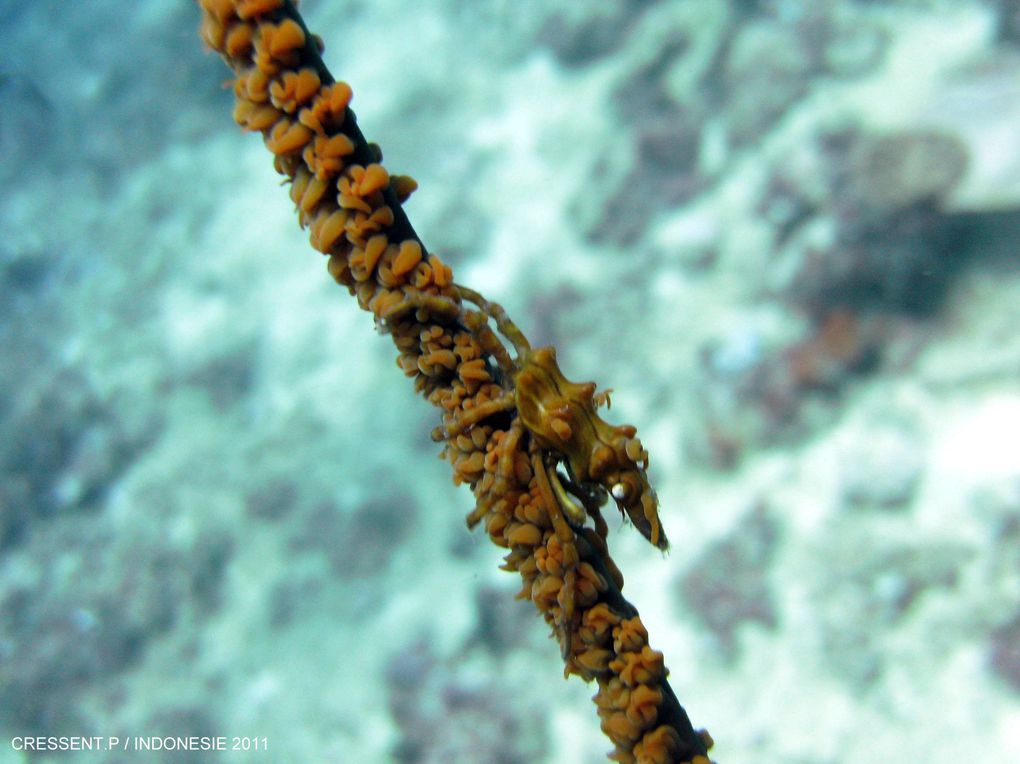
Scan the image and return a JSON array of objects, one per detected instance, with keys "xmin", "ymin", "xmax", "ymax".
[
  {"xmin": 289, "ymin": 167, "xmax": 311, "ymax": 206},
  {"xmin": 428, "ymin": 349, "xmax": 458, "ymax": 370},
  {"xmin": 313, "ymin": 209, "xmax": 347, "ymax": 253},
  {"xmin": 224, "ymin": 22, "xmax": 254, "ymax": 56},
  {"xmin": 245, "ymin": 68, "xmax": 270, "ymax": 102},
  {"xmin": 354, "ymin": 240, "xmax": 393, "ymax": 281},
  {"xmin": 363, "ymin": 234, "xmax": 388, "ymax": 273},
  {"xmin": 355, "ymin": 281, "xmax": 378, "ymax": 312},
  {"xmin": 300, "ymin": 82, "xmax": 353, "ymax": 133},
  {"xmin": 697, "ymin": 729, "xmax": 714, "ymax": 753},
  {"xmin": 427, "ymin": 254, "xmax": 452, "ymax": 287},
  {"xmin": 531, "ymin": 575, "xmax": 563, "ymax": 610},
  {"xmin": 368, "ymin": 199, "xmax": 394, "ymax": 222},
  {"xmin": 324, "ymin": 81, "xmax": 353, "ymax": 113},
  {"xmin": 302, "ymin": 141, "xmax": 323, "ymax": 178},
  {"xmin": 326, "ymin": 253, "xmax": 350, "ymax": 284},
  {"xmin": 358, "ymin": 163, "xmax": 390, "ymax": 196},
  {"xmin": 303, "ymin": 134, "xmax": 354, "ymax": 180},
  {"xmin": 506, "ymin": 522, "xmax": 543, "ymax": 547},
  {"xmin": 585, "ymin": 603, "xmax": 621, "ymax": 634},
  {"xmin": 232, "ymin": 98, "xmax": 255, "ymax": 126},
  {"xmin": 200, "ymin": 0, "xmax": 236, "ymax": 23},
  {"xmin": 246, "ymin": 104, "xmax": 282, "ymax": 131},
  {"xmin": 632, "ymin": 726, "xmax": 683, "ymax": 764},
  {"xmin": 458, "ymin": 358, "xmax": 490, "ymax": 383},
  {"xmin": 288, "ymin": 68, "xmax": 322, "ymax": 106},
  {"xmin": 368, "ymin": 288, "xmax": 403, "ymax": 318},
  {"xmin": 268, "ymin": 18, "xmax": 305, "ymax": 57},
  {"xmin": 469, "ymin": 426, "xmax": 489, "ymax": 451},
  {"xmin": 618, "ymin": 645, "xmax": 665, "ymax": 688},
  {"xmin": 266, "ymin": 120, "xmax": 313, "ymax": 155},
  {"xmin": 323, "ymin": 133, "xmax": 355, "ymax": 158},
  {"xmin": 253, "ymin": 40, "xmax": 280, "ymax": 76},
  {"xmin": 391, "ymin": 174, "xmax": 418, "ymax": 202},
  {"xmin": 270, "ymin": 71, "xmax": 299, "ymax": 112},
  {"xmin": 614, "ymin": 617, "xmax": 649, "ymax": 654},
  {"xmin": 407, "ymin": 261, "xmax": 432, "ymax": 289},
  {"xmin": 578, "ymin": 561, "xmax": 606, "ymax": 593},
  {"xmin": 340, "ymin": 165, "xmax": 373, "ymax": 200},
  {"xmin": 375, "ymin": 263, "xmax": 399, "ymax": 289},
  {"xmin": 391, "ymin": 240, "xmax": 423, "ymax": 277},
  {"xmin": 297, "ymin": 107, "xmax": 324, "ymax": 135},
  {"xmin": 455, "ymin": 450, "xmax": 485, "ymax": 475},
  {"xmin": 200, "ymin": 15, "xmax": 227, "ymax": 49},
  {"xmin": 348, "ymin": 249, "xmax": 371, "ymax": 282},
  {"xmin": 344, "ymin": 209, "xmax": 383, "ymax": 245},
  {"xmin": 338, "ymin": 193, "xmax": 372, "ymax": 214},
  {"xmin": 233, "ymin": 69, "xmax": 258, "ymax": 102},
  {"xmin": 625, "ymin": 684, "xmax": 662, "ymax": 726},
  {"xmin": 236, "ymin": 0, "xmax": 283, "ymax": 20},
  {"xmin": 299, "ymin": 175, "xmax": 329, "ymax": 212},
  {"xmin": 576, "ymin": 647, "xmax": 613, "ymax": 674},
  {"xmin": 598, "ymin": 678, "xmax": 630, "ymax": 712},
  {"xmin": 601, "ymin": 711, "xmax": 642, "ymax": 746}
]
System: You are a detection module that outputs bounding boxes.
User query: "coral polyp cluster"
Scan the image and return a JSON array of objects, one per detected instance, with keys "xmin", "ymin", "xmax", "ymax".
[
  {"xmin": 196, "ymin": 1, "xmax": 711, "ymax": 760},
  {"xmin": 201, "ymin": 1, "xmax": 453, "ymax": 320}
]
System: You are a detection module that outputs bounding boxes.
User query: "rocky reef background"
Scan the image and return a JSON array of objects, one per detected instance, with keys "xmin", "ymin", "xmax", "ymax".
[{"xmin": 2, "ymin": 0, "xmax": 1020, "ymax": 761}]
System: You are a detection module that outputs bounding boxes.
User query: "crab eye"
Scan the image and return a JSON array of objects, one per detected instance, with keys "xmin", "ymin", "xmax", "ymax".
[{"xmin": 611, "ymin": 482, "xmax": 629, "ymax": 502}]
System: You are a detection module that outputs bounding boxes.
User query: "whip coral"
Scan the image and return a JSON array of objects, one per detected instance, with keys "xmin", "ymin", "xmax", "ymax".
[{"xmin": 195, "ymin": 1, "xmax": 713, "ymax": 761}]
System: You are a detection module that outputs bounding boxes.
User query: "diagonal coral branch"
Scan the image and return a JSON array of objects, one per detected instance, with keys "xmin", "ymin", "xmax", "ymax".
[{"xmin": 195, "ymin": 1, "xmax": 713, "ymax": 761}]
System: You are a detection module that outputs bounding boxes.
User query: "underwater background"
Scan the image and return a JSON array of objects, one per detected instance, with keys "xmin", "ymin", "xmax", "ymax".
[{"xmin": 2, "ymin": 0, "xmax": 1020, "ymax": 761}]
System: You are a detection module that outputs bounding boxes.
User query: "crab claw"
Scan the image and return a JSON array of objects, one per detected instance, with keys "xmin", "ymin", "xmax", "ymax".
[{"xmin": 610, "ymin": 471, "xmax": 668, "ymax": 551}]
